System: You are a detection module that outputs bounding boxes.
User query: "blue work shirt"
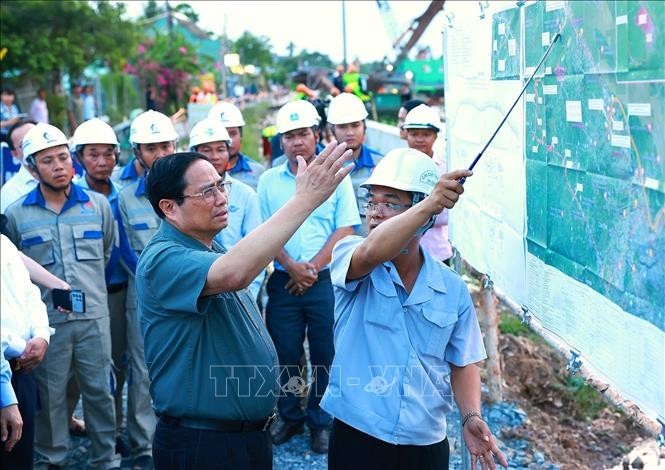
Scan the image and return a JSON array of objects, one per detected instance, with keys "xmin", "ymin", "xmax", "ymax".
[
  {"xmin": 320, "ymin": 236, "xmax": 486, "ymax": 445},
  {"xmin": 111, "ymin": 158, "xmax": 141, "ymax": 189},
  {"xmin": 76, "ymin": 176, "xmax": 137, "ymax": 283},
  {"xmin": 137, "ymin": 221, "xmax": 279, "ymax": 421},
  {"xmin": 228, "ymin": 152, "xmax": 264, "ymax": 189},
  {"xmin": 213, "ymin": 175, "xmax": 264, "ymax": 298},
  {"xmin": 257, "ymin": 161, "xmax": 360, "ymax": 272}
]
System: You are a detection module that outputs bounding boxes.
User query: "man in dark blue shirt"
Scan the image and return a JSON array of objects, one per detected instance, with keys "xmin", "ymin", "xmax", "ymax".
[{"xmin": 137, "ymin": 144, "xmax": 353, "ymax": 469}]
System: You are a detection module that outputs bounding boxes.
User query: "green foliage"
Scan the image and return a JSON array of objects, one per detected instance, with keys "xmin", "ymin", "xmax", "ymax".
[
  {"xmin": 1, "ymin": 1, "xmax": 139, "ymax": 80},
  {"xmin": 142, "ymin": 0, "xmax": 162, "ymax": 20},
  {"xmin": 563, "ymin": 376, "xmax": 608, "ymax": 420},
  {"xmin": 45, "ymin": 93, "xmax": 66, "ymax": 132},
  {"xmin": 173, "ymin": 3, "xmax": 199, "ymax": 23},
  {"xmin": 231, "ymin": 32, "xmax": 274, "ymax": 73},
  {"xmin": 125, "ymin": 31, "xmax": 212, "ymax": 115},
  {"xmin": 239, "ymin": 101, "xmax": 271, "ymax": 161},
  {"xmin": 99, "ymin": 72, "xmax": 141, "ymax": 124},
  {"xmin": 500, "ymin": 312, "xmax": 532, "ymax": 336}
]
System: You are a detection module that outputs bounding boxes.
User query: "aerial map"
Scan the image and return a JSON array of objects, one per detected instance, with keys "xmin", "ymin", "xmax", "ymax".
[{"xmin": 520, "ymin": 0, "xmax": 664, "ymax": 331}]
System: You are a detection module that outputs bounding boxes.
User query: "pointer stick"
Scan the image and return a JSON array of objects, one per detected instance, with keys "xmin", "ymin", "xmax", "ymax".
[{"xmin": 459, "ymin": 32, "xmax": 561, "ymax": 184}]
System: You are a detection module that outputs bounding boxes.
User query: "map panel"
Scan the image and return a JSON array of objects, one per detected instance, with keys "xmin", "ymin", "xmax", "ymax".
[
  {"xmin": 523, "ymin": 0, "xmax": 664, "ymax": 332},
  {"xmin": 491, "ymin": 7, "xmax": 520, "ymax": 79},
  {"xmin": 543, "ymin": 74, "xmax": 587, "ymax": 170},
  {"xmin": 579, "ymin": 73, "xmax": 633, "ymax": 180},
  {"xmin": 526, "ymin": 159, "xmax": 547, "ymax": 246},
  {"xmin": 624, "ymin": 81, "xmax": 665, "ymax": 192},
  {"xmin": 525, "ymin": 78, "xmax": 547, "ymax": 162},
  {"xmin": 625, "ymin": 1, "xmax": 664, "ymax": 78}
]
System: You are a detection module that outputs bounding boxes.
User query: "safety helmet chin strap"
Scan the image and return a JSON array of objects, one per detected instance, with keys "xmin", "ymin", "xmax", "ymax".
[
  {"xmin": 27, "ymin": 156, "xmax": 71, "ymax": 197},
  {"xmin": 75, "ymin": 145, "xmax": 117, "ymax": 186},
  {"xmin": 132, "ymin": 145, "xmax": 150, "ymax": 172},
  {"xmin": 412, "ymin": 192, "xmax": 436, "ymax": 237}
]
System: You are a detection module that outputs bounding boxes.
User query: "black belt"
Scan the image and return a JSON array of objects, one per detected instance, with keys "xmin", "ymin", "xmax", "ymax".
[
  {"xmin": 158, "ymin": 413, "xmax": 276, "ymax": 433},
  {"xmin": 107, "ymin": 282, "xmax": 128, "ymax": 294}
]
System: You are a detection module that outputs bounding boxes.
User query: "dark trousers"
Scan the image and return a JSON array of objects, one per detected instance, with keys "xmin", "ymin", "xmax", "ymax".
[
  {"xmin": 153, "ymin": 418, "xmax": 272, "ymax": 470},
  {"xmin": 2, "ymin": 367, "xmax": 38, "ymax": 470},
  {"xmin": 329, "ymin": 419, "xmax": 450, "ymax": 470},
  {"xmin": 265, "ymin": 269, "xmax": 334, "ymax": 430}
]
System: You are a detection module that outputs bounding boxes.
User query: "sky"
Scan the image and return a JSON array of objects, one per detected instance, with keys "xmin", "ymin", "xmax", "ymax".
[{"xmin": 118, "ymin": 1, "xmax": 447, "ymax": 64}]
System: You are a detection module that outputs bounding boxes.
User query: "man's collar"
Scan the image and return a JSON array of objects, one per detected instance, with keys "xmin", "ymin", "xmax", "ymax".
[
  {"xmin": 23, "ymin": 183, "xmax": 90, "ymax": 211},
  {"xmin": 160, "ymin": 219, "xmax": 213, "ymax": 251},
  {"xmin": 228, "ymin": 153, "xmax": 252, "ymax": 173}
]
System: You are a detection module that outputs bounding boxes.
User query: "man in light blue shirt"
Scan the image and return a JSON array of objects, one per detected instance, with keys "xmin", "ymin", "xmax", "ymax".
[
  {"xmin": 257, "ymin": 100, "xmax": 360, "ymax": 454},
  {"xmin": 321, "ymin": 149, "xmax": 507, "ymax": 470}
]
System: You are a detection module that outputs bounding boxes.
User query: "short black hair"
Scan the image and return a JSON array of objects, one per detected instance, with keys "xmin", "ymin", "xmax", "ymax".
[
  {"xmin": 401, "ymin": 99, "xmax": 427, "ymax": 113},
  {"xmin": 1, "ymin": 88, "xmax": 15, "ymax": 95},
  {"xmin": 146, "ymin": 152, "xmax": 208, "ymax": 218},
  {"xmin": 7, "ymin": 118, "xmax": 37, "ymax": 151}
]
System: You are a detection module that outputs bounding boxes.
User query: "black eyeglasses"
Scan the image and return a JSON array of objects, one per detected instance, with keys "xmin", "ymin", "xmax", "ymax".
[{"xmin": 181, "ymin": 180, "xmax": 232, "ymax": 202}]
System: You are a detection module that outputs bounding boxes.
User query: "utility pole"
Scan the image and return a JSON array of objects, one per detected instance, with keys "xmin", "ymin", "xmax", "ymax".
[
  {"xmin": 341, "ymin": 1, "xmax": 348, "ymax": 70},
  {"xmin": 220, "ymin": 14, "xmax": 228, "ymax": 99},
  {"xmin": 165, "ymin": 0, "xmax": 173, "ymax": 38}
]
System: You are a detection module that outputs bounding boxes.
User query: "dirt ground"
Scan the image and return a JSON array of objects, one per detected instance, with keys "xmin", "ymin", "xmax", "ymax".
[{"xmin": 478, "ymin": 296, "xmax": 658, "ymax": 469}]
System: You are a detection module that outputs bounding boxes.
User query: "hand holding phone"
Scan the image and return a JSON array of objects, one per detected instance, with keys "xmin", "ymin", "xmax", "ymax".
[{"xmin": 52, "ymin": 288, "xmax": 86, "ymax": 314}]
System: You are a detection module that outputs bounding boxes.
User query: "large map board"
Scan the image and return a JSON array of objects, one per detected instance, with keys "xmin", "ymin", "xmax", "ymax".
[{"xmin": 444, "ymin": 0, "xmax": 664, "ymax": 421}]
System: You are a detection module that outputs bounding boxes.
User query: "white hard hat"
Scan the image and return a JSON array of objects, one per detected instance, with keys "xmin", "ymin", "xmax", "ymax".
[
  {"xmin": 327, "ymin": 92, "xmax": 368, "ymax": 125},
  {"xmin": 208, "ymin": 101, "xmax": 245, "ymax": 127},
  {"xmin": 72, "ymin": 118, "xmax": 119, "ymax": 147},
  {"xmin": 361, "ymin": 148, "xmax": 438, "ymax": 196},
  {"xmin": 276, "ymin": 100, "xmax": 320, "ymax": 134},
  {"xmin": 129, "ymin": 110, "xmax": 178, "ymax": 145},
  {"xmin": 21, "ymin": 123, "xmax": 69, "ymax": 162},
  {"xmin": 402, "ymin": 104, "xmax": 442, "ymax": 132},
  {"xmin": 189, "ymin": 118, "xmax": 232, "ymax": 150}
]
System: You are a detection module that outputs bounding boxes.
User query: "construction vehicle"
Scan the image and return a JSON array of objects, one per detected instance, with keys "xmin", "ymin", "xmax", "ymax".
[{"xmin": 370, "ymin": 1, "xmax": 445, "ymax": 116}]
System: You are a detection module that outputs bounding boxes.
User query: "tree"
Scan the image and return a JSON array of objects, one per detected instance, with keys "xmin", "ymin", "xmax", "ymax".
[
  {"xmin": 125, "ymin": 31, "xmax": 213, "ymax": 114},
  {"xmin": 231, "ymin": 32, "xmax": 274, "ymax": 71},
  {"xmin": 1, "ymin": 1, "xmax": 139, "ymax": 84},
  {"xmin": 173, "ymin": 3, "xmax": 199, "ymax": 23},
  {"xmin": 142, "ymin": 0, "xmax": 162, "ymax": 20}
]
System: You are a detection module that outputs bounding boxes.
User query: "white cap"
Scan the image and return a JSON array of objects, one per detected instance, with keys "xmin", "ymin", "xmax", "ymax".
[
  {"xmin": 189, "ymin": 118, "xmax": 232, "ymax": 149},
  {"xmin": 361, "ymin": 148, "xmax": 438, "ymax": 196},
  {"xmin": 72, "ymin": 118, "xmax": 119, "ymax": 147},
  {"xmin": 22, "ymin": 123, "xmax": 69, "ymax": 162},
  {"xmin": 276, "ymin": 100, "xmax": 320, "ymax": 134},
  {"xmin": 129, "ymin": 110, "xmax": 178, "ymax": 145},
  {"xmin": 327, "ymin": 93, "xmax": 368, "ymax": 125},
  {"xmin": 208, "ymin": 101, "xmax": 245, "ymax": 127},
  {"xmin": 402, "ymin": 104, "xmax": 442, "ymax": 132}
]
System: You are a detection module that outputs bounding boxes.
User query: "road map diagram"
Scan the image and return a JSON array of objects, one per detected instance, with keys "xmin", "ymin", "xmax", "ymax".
[
  {"xmin": 521, "ymin": 0, "xmax": 664, "ymax": 331},
  {"xmin": 444, "ymin": 0, "xmax": 664, "ymax": 420}
]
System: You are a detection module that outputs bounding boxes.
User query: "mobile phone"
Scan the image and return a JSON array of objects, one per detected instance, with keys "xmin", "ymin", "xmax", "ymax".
[{"xmin": 52, "ymin": 289, "xmax": 86, "ymax": 313}]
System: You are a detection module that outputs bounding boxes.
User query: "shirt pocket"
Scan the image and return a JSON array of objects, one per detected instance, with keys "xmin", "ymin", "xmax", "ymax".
[
  {"xmin": 72, "ymin": 224, "xmax": 104, "ymax": 261},
  {"xmin": 421, "ymin": 307, "xmax": 458, "ymax": 359},
  {"xmin": 127, "ymin": 216, "xmax": 159, "ymax": 252},
  {"xmin": 21, "ymin": 230, "xmax": 56, "ymax": 266}
]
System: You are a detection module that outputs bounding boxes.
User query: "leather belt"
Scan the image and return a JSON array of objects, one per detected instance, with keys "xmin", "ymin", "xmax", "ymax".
[
  {"xmin": 158, "ymin": 412, "xmax": 276, "ymax": 433},
  {"xmin": 107, "ymin": 282, "xmax": 128, "ymax": 294}
]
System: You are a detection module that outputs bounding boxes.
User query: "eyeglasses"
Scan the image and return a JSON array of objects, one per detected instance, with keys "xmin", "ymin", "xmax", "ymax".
[
  {"xmin": 363, "ymin": 201, "xmax": 412, "ymax": 215},
  {"xmin": 181, "ymin": 180, "xmax": 232, "ymax": 202}
]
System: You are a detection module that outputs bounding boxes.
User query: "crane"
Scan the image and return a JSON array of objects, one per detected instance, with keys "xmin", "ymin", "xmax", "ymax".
[{"xmin": 376, "ymin": 1, "xmax": 445, "ymax": 64}]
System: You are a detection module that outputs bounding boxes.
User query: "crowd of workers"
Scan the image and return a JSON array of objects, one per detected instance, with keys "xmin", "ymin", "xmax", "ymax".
[{"xmin": 1, "ymin": 87, "xmax": 507, "ymax": 470}]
